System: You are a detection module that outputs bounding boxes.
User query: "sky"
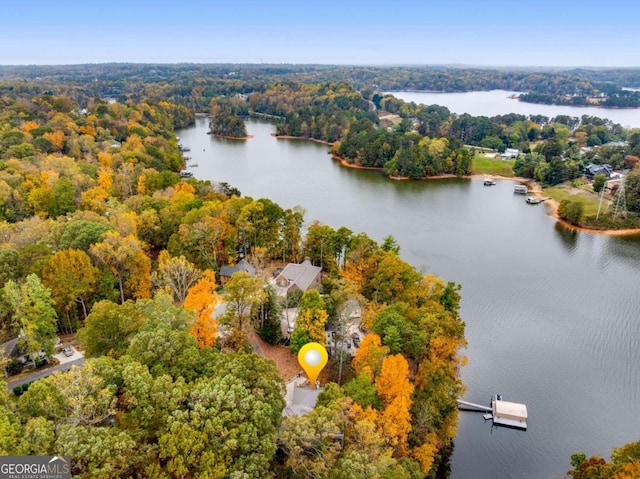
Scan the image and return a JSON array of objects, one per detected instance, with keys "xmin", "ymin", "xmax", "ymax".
[{"xmin": 1, "ymin": 0, "xmax": 638, "ymax": 67}]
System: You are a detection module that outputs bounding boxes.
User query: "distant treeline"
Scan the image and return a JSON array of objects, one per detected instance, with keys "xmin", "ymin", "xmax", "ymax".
[{"xmin": 3, "ymin": 64, "xmax": 640, "ymax": 110}]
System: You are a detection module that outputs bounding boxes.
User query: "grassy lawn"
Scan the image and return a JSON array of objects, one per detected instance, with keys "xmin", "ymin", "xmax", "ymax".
[
  {"xmin": 471, "ymin": 154, "xmax": 515, "ymax": 177},
  {"xmin": 543, "ymin": 185, "xmax": 603, "ymax": 217}
]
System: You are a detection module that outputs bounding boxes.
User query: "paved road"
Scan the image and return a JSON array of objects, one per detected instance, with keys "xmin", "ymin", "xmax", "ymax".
[{"xmin": 6, "ymin": 358, "xmax": 85, "ymax": 390}]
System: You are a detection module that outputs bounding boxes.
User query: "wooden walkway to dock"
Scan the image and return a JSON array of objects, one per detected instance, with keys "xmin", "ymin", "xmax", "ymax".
[{"xmin": 457, "ymin": 399, "xmax": 492, "ymax": 412}]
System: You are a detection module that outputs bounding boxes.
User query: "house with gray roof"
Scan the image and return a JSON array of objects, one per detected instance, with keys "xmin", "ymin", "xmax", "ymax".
[
  {"xmin": 584, "ymin": 163, "xmax": 612, "ymax": 179},
  {"xmin": 219, "ymin": 258, "xmax": 256, "ymax": 285},
  {"xmin": 275, "ymin": 259, "xmax": 322, "ymax": 294}
]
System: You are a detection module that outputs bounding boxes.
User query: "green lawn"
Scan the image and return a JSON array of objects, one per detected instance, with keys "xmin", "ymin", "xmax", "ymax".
[
  {"xmin": 543, "ymin": 185, "xmax": 603, "ymax": 217},
  {"xmin": 471, "ymin": 154, "xmax": 515, "ymax": 177}
]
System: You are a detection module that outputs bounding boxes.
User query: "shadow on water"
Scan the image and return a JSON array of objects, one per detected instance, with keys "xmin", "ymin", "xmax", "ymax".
[{"xmin": 604, "ymin": 232, "xmax": 640, "ymax": 262}]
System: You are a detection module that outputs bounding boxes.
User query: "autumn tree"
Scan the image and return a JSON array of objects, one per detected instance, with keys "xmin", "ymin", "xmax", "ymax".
[
  {"xmin": 290, "ymin": 290, "xmax": 328, "ymax": 353},
  {"xmin": 352, "ymin": 333, "xmax": 390, "ymax": 380},
  {"xmin": 41, "ymin": 249, "xmax": 98, "ymax": 324},
  {"xmin": 183, "ymin": 270, "xmax": 223, "ymax": 348},
  {"xmin": 90, "ymin": 231, "xmax": 151, "ymax": 303},
  {"xmin": 375, "ymin": 354, "xmax": 414, "ymax": 454},
  {"xmin": 170, "ymin": 216, "xmax": 231, "ymax": 270},
  {"xmin": 219, "ymin": 272, "xmax": 266, "ymax": 350},
  {"xmin": 151, "ymin": 251, "xmax": 201, "ymax": 303}
]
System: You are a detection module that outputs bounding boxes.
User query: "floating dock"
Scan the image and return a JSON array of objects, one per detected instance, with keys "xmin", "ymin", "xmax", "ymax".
[{"xmin": 457, "ymin": 395, "xmax": 527, "ymax": 430}]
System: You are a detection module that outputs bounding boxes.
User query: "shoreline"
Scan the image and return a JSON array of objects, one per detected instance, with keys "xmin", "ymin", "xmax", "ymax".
[
  {"xmin": 272, "ymin": 134, "xmax": 334, "ymax": 146},
  {"xmin": 208, "ymin": 132, "xmax": 253, "ymax": 140},
  {"xmin": 386, "ymin": 90, "xmax": 639, "ymax": 110},
  {"xmin": 333, "ymin": 154, "xmax": 640, "ymax": 236},
  {"xmin": 527, "ymin": 189, "xmax": 640, "ymax": 237}
]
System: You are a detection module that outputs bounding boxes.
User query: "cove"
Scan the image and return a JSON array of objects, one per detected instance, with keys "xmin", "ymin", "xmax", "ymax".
[{"xmin": 177, "ymin": 118, "xmax": 640, "ymax": 479}]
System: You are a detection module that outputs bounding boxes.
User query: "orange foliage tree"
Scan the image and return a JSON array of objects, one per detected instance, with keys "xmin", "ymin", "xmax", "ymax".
[
  {"xmin": 375, "ymin": 354, "xmax": 414, "ymax": 454},
  {"xmin": 352, "ymin": 333, "xmax": 389, "ymax": 380},
  {"xmin": 183, "ymin": 270, "xmax": 222, "ymax": 348}
]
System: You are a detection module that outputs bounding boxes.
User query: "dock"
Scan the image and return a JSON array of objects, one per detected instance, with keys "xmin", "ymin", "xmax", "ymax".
[
  {"xmin": 492, "ymin": 396, "xmax": 528, "ymax": 430},
  {"xmin": 457, "ymin": 399, "xmax": 492, "ymax": 412},
  {"xmin": 458, "ymin": 395, "xmax": 527, "ymax": 430}
]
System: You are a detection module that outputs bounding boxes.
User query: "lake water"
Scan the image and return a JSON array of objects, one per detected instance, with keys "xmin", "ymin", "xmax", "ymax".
[
  {"xmin": 177, "ymin": 118, "xmax": 640, "ymax": 479},
  {"xmin": 388, "ymin": 90, "xmax": 640, "ymax": 129}
]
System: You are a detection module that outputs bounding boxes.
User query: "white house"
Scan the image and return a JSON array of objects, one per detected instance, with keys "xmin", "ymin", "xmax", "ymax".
[{"xmin": 500, "ymin": 148, "xmax": 519, "ymax": 160}]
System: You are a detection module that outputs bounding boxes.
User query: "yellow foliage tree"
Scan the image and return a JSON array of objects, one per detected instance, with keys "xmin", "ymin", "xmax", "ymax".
[
  {"xmin": 97, "ymin": 152, "xmax": 113, "ymax": 169},
  {"xmin": 183, "ymin": 270, "xmax": 222, "ymax": 348},
  {"xmin": 411, "ymin": 433, "xmax": 438, "ymax": 474},
  {"xmin": 21, "ymin": 120, "xmax": 38, "ymax": 133},
  {"xmin": 349, "ymin": 402, "xmax": 379, "ymax": 424},
  {"xmin": 377, "ymin": 395, "xmax": 412, "ymax": 454},
  {"xmin": 375, "ymin": 354, "xmax": 414, "ymax": 454},
  {"xmin": 43, "ymin": 130, "xmax": 65, "ymax": 152},
  {"xmin": 352, "ymin": 333, "xmax": 389, "ymax": 380}
]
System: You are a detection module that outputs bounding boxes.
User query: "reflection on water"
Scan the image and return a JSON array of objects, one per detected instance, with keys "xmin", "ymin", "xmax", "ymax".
[{"xmin": 554, "ymin": 222, "xmax": 579, "ymax": 253}]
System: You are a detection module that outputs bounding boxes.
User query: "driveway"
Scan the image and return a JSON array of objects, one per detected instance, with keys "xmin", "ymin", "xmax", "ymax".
[{"xmin": 6, "ymin": 348, "xmax": 85, "ymax": 391}]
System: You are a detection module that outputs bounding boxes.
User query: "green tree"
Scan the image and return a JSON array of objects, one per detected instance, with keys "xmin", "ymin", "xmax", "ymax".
[
  {"xmin": 0, "ymin": 249, "xmax": 19, "ymax": 288},
  {"xmin": 343, "ymin": 373, "xmax": 381, "ymax": 409},
  {"xmin": 4, "ymin": 274, "xmax": 58, "ymax": 362},
  {"xmin": 77, "ymin": 300, "xmax": 143, "ymax": 358},
  {"xmin": 624, "ymin": 169, "xmax": 640, "ymax": 213},
  {"xmin": 592, "ymin": 174, "xmax": 607, "ymax": 193},
  {"xmin": 57, "ymin": 220, "xmax": 113, "ymax": 252},
  {"xmin": 558, "ymin": 199, "xmax": 584, "ymax": 226},
  {"xmin": 159, "ymin": 372, "xmax": 282, "ymax": 479}
]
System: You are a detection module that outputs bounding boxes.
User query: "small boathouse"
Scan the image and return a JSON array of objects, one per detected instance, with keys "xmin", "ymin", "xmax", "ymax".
[{"xmin": 457, "ymin": 394, "xmax": 528, "ymax": 430}]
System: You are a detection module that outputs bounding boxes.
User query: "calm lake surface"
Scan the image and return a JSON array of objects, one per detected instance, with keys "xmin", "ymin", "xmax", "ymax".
[
  {"xmin": 388, "ymin": 90, "xmax": 640, "ymax": 129},
  {"xmin": 178, "ymin": 118, "xmax": 640, "ymax": 479}
]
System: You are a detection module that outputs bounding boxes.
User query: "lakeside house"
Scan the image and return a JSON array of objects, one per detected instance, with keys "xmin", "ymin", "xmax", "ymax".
[
  {"xmin": 584, "ymin": 163, "xmax": 613, "ymax": 179},
  {"xmin": 219, "ymin": 258, "xmax": 256, "ymax": 285},
  {"xmin": 500, "ymin": 148, "xmax": 519, "ymax": 160},
  {"xmin": 275, "ymin": 259, "xmax": 322, "ymax": 294}
]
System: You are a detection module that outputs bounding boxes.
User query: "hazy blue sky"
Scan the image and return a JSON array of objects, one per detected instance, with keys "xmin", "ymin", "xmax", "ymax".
[{"xmin": 1, "ymin": 0, "xmax": 638, "ymax": 67}]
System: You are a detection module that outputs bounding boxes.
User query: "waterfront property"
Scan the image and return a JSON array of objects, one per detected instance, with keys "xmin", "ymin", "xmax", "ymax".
[
  {"xmin": 177, "ymin": 117, "xmax": 640, "ymax": 479},
  {"xmin": 500, "ymin": 148, "xmax": 520, "ymax": 160},
  {"xmin": 219, "ymin": 258, "xmax": 256, "ymax": 285},
  {"xmin": 275, "ymin": 259, "xmax": 322, "ymax": 294},
  {"xmin": 584, "ymin": 163, "xmax": 613, "ymax": 179}
]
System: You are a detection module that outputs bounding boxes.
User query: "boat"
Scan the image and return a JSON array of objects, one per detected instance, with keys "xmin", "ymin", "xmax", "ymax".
[
  {"xmin": 189, "ymin": 163, "xmax": 199, "ymax": 167},
  {"xmin": 514, "ymin": 184, "xmax": 528, "ymax": 194},
  {"xmin": 526, "ymin": 196, "xmax": 542, "ymax": 204},
  {"xmin": 483, "ymin": 179, "xmax": 496, "ymax": 186},
  {"xmin": 179, "ymin": 170, "xmax": 193, "ymax": 178}
]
